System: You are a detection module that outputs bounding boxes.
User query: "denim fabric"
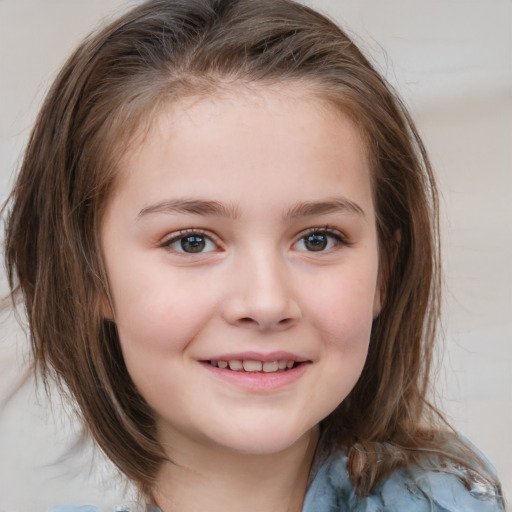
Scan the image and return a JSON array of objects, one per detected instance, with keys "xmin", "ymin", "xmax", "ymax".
[{"xmin": 302, "ymin": 451, "xmax": 505, "ymax": 512}]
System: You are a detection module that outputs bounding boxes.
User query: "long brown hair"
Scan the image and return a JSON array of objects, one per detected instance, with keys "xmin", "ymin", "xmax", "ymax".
[{"xmin": 2, "ymin": 0, "xmax": 494, "ymax": 497}]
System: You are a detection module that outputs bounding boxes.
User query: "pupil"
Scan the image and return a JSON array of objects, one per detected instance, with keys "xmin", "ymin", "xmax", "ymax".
[
  {"xmin": 305, "ymin": 233, "xmax": 327, "ymax": 251},
  {"xmin": 181, "ymin": 236, "xmax": 205, "ymax": 253}
]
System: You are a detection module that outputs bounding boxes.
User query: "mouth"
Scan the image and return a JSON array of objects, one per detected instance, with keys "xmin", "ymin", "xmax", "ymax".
[
  {"xmin": 207, "ymin": 359, "xmax": 300, "ymax": 373},
  {"xmin": 200, "ymin": 354, "xmax": 310, "ymax": 390}
]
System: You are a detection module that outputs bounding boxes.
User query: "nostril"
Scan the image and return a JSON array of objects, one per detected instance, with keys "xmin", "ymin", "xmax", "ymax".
[{"xmin": 235, "ymin": 316, "xmax": 294, "ymax": 329}]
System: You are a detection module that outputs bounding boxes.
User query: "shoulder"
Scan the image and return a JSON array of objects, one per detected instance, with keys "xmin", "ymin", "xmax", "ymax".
[{"xmin": 303, "ymin": 450, "xmax": 506, "ymax": 512}]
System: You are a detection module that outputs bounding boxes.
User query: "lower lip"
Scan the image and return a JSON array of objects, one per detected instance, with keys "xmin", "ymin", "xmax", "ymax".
[{"xmin": 200, "ymin": 362, "xmax": 310, "ymax": 391}]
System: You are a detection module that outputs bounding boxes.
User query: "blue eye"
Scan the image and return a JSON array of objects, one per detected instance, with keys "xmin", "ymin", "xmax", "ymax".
[
  {"xmin": 294, "ymin": 229, "xmax": 344, "ymax": 252},
  {"xmin": 165, "ymin": 232, "xmax": 218, "ymax": 254}
]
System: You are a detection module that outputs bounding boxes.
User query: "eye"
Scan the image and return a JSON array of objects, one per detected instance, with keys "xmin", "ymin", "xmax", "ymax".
[
  {"xmin": 293, "ymin": 229, "xmax": 345, "ymax": 252},
  {"xmin": 163, "ymin": 230, "xmax": 218, "ymax": 254}
]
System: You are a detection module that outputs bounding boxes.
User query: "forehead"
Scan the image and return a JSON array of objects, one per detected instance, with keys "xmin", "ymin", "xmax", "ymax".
[
  {"xmin": 109, "ymin": 84, "xmax": 373, "ymax": 219},
  {"xmin": 122, "ymin": 81, "xmax": 367, "ymax": 163}
]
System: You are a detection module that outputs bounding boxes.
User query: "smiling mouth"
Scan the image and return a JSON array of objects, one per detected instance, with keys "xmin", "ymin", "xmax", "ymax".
[{"xmin": 208, "ymin": 359, "xmax": 300, "ymax": 373}]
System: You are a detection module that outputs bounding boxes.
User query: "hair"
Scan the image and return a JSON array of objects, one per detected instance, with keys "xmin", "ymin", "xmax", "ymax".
[{"xmin": 2, "ymin": 0, "xmax": 496, "ymax": 499}]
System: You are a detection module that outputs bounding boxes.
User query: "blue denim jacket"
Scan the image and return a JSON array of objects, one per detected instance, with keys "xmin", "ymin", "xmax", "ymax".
[{"xmin": 302, "ymin": 451, "xmax": 505, "ymax": 512}]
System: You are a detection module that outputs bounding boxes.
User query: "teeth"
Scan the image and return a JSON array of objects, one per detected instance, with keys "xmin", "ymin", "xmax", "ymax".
[
  {"xmin": 243, "ymin": 360, "xmax": 263, "ymax": 372},
  {"xmin": 212, "ymin": 359, "xmax": 298, "ymax": 372},
  {"xmin": 228, "ymin": 360, "xmax": 243, "ymax": 371},
  {"xmin": 263, "ymin": 361, "xmax": 279, "ymax": 373}
]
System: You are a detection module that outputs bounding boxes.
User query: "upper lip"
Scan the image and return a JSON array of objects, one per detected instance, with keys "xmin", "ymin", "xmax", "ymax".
[{"xmin": 202, "ymin": 351, "xmax": 309, "ymax": 362}]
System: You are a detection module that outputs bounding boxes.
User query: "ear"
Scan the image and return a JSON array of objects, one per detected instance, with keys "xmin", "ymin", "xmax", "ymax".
[
  {"xmin": 372, "ymin": 285, "xmax": 382, "ymax": 319},
  {"xmin": 101, "ymin": 294, "xmax": 114, "ymax": 320},
  {"xmin": 373, "ymin": 229, "xmax": 401, "ymax": 319}
]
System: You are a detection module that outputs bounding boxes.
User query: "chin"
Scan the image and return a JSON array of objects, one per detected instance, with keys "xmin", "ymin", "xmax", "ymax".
[{"xmin": 214, "ymin": 425, "xmax": 315, "ymax": 457}]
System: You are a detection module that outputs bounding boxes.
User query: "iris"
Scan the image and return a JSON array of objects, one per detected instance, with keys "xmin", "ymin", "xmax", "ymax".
[
  {"xmin": 304, "ymin": 233, "xmax": 328, "ymax": 251},
  {"xmin": 181, "ymin": 235, "xmax": 206, "ymax": 253}
]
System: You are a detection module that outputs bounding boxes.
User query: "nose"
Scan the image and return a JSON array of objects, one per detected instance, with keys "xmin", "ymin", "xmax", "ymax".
[{"xmin": 221, "ymin": 253, "xmax": 302, "ymax": 331}]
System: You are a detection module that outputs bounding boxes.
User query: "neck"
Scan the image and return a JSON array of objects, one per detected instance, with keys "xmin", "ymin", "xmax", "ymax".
[{"xmin": 151, "ymin": 429, "xmax": 319, "ymax": 512}]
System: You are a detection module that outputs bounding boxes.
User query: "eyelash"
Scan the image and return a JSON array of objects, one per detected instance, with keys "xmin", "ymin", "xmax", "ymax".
[
  {"xmin": 159, "ymin": 226, "xmax": 349, "ymax": 255},
  {"xmin": 294, "ymin": 226, "xmax": 349, "ymax": 252},
  {"xmin": 160, "ymin": 229, "xmax": 221, "ymax": 255}
]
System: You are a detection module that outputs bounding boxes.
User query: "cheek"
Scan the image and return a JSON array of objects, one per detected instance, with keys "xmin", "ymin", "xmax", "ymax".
[
  {"xmin": 304, "ymin": 265, "xmax": 378, "ymax": 343},
  {"xmin": 300, "ymin": 261, "xmax": 377, "ymax": 408},
  {"xmin": 113, "ymin": 273, "xmax": 221, "ymax": 405},
  {"xmin": 112, "ymin": 269, "xmax": 220, "ymax": 355}
]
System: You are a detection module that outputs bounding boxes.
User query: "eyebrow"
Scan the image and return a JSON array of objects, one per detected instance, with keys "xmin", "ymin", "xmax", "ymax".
[
  {"xmin": 137, "ymin": 197, "xmax": 366, "ymax": 221},
  {"xmin": 284, "ymin": 198, "xmax": 366, "ymax": 220},
  {"xmin": 138, "ymin": 199, "xmax": 241, "ymax": 220}
]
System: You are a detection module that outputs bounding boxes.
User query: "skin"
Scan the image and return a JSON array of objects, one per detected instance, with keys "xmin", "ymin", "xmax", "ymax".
[{"xmin": 101, "ymin": 84, "xmax": 381, "ymax": 511}]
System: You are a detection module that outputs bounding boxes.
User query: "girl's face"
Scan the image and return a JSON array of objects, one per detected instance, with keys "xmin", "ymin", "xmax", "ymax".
[{"xmin": 102, "ymin": 85, "xmax": 381, "ymax": 458}]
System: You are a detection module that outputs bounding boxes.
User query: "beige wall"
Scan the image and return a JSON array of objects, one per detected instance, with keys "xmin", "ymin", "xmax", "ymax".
[{"xmin": 1, "ymin": 1, "xmax": 511, "ymax": 510}]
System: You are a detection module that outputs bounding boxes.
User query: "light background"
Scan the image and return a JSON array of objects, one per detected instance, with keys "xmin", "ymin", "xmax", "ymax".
[{"xmin": 1, "ymin": 1, "xmax": 511, "ymax": 511}]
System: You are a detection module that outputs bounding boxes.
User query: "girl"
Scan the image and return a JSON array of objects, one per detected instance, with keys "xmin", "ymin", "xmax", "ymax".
[{"xmin": 2, "ymin": 0, "xmax": 506, "ymax": 510}]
